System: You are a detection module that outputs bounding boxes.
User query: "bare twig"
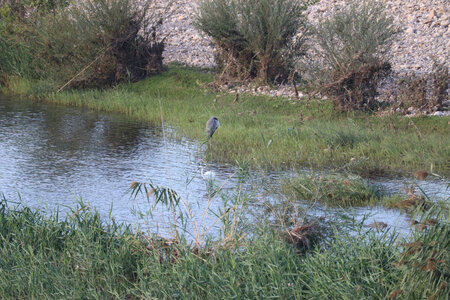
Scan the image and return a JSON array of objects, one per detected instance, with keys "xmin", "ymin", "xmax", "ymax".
[{"xmin": 56, "ymin": 53, "xmax": 104, "ymax": 93}]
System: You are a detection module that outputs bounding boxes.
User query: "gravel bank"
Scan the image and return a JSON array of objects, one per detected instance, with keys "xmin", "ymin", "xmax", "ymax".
[
  {"xmin": 156, "ymin": 0, "xmax": 448, "ymax": 111},
  {"xmin": 159, "ymin": 0, "xmax": 449, "ymax": 73}
]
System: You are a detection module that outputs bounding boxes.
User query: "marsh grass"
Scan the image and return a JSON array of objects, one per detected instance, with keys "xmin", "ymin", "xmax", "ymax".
[
  {"xmin": 279, "ymin": 173, "xmax": 448, "ymax": 209},
  {"xmin": 128, "ymin": 171, "xmax": 249, "ymax": 250},
  {"xmin": 0, "ymin": 36, "xmax": 30, "ymax": 78},
  {"xmin": 393, "ymin": 206, "xmax": 450, "ymax": 299},
  {"xmin": 2, "ymin": 66, "xmax": 449, "ymax": 176},
  {"xmin": 1, "ymin": 195, "xmax": 448, "ymax": 299},
  {"xmin": 280, "ymin": 173, "xmax": 382, "ymax": 207}
]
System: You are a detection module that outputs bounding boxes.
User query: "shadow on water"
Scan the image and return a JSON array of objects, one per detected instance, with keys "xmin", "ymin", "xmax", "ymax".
[{"xmin": 0, "ymin": 95, "xmax": 448, "ymax": 237}]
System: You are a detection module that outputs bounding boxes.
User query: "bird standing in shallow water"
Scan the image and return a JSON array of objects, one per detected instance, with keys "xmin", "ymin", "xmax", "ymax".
[{"xmin": 205, "ymin": 116, "xmax": 220, "ymax": 138}]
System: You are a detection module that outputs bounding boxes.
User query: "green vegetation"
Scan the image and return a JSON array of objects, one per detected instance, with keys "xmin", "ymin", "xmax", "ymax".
[
  {"xmin": 0, "ymin": 34, "xmax": 29, "ymax": 78},
  {"xmin": 0, "ymin": 198, "xmax": 448, "ymax": 299},
  {"xmin": 0, "ymin": 3, "xmax": 30, "ymax": 78},
  {"xmin": 194, "ymin": 0, "xmax": 311, "ymax": 83},
  {"xmin": 280, "ymin": 173, "xmax": 382, "ymax": 207},
  {"xmin": 0, "ymin": 0, "xmax": 166, "ymax": 87},
  {"xmin": 2, "ymin": 66, "xmax": 449, "ymax": 177},
  {"xmin": 279, "ymin": 173, "xmax": 423, "ymax": 208},
  {"xmin": 1, "ymin": 0, "xmax": 448, "ymax": 297},
  {"xmin": 303, "ymin": 0, "xmax": 397, "ymax": 111}
]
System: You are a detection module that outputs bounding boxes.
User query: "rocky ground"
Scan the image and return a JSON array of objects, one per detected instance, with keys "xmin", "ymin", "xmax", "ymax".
[
  {"xmin": 155, "ymin": 1, "xmax": 215, "ymax": 68},
  {"xmin": 306, "ymin": 0, "xmax": 449, "ymax": 74},
  {"xmin": 154, "ymin": 0, "xmax": 449, "ymax": 112}
]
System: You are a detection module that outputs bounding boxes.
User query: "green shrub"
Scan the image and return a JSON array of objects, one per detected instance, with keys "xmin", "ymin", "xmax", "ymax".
[
  {"xmin": 194, "ymin": 0, "xmax": 312, "ymax": 84},
  {"xmin": 0, "ymin": 0, "xmax": 68, "ymax": 21},
  {"xmin": 304, "ymin": 1, "xmax": 397, "ymax": 111},
  {"xmin": 29, "ymin": 0, "xmax": 68, "ymax": 11},
  {"xmin": 23, "ymin": 0, "xmax": 166, "ymax": 88},
  {"xmin": 0, "ymin": 0, "xmax": 26, "ymax": 20}
]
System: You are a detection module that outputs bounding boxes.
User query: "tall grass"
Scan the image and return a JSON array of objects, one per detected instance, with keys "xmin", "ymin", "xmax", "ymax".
[
  {"xmin": 128, "ymin": 170, "xmax": 249, "ymax": 249},
  {"xmin": 0, "ymin": 196, "xmax": 448, "ymax": 299},
  {"xmin": 2, "ymin": 66, "xmax": 449, "ymax": 177},
  {"xmin": 280, "ymin": 173, "xmax": 382, "ymax": 207},
  {"xmin": 0, "ymin": 4, "xmax": 30, "ymax": 79},
  {"xmin": 0, "ymin": 36, "xmax": 30, "ymax": 78},
  {"xmin": 194, "ymin": 0, "xmax": 310, "ymax": 83}
]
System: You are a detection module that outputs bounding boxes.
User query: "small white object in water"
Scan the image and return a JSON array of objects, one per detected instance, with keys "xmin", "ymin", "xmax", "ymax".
[{"xmin": 200, "ymin": 166, "xmax": 216, "ymax": 181}]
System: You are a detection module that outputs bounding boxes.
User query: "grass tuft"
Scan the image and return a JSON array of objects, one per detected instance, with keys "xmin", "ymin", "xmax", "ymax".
[{"xmin": 280, "ymin": 173, "xmax": 382, "ymax": 207}]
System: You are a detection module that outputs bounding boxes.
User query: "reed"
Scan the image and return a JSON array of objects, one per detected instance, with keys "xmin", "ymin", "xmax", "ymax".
[
  {"xmin": 0, "ymin": 195, "xmax": 447, "ymax": 299},
  {"xmin": 280, "ymin": 173, "xmax": 382, "ymax": 207},
  {"xmin": 2, "ymin": 66, "xmax": 449, "ymax": 177}
]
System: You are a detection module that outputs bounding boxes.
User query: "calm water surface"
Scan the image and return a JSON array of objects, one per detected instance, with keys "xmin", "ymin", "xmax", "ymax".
[{"xmin": 0, "ymin": 95, "xmax": 448, "ymax": 236}]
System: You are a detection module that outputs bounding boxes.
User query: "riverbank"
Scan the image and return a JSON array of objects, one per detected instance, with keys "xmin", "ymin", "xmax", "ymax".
[
  {"xmin": 0, "ymin": 198, "xmax": 448, "ymax": 299},
  {"xmin": 2, "ymin": 65, "xmax": 449, "ymax": 177}
]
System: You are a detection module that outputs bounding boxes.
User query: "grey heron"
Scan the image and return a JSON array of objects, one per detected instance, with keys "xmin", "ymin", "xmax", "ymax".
[{"xmin": 205, "ymin": 116, "xmax": 220, "ymax": 138}]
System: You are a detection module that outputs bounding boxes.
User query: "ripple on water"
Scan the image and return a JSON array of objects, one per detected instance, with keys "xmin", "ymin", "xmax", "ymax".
[{"xmin": 0, "ymin": 95, "xmax": 448, "ymax": 239}]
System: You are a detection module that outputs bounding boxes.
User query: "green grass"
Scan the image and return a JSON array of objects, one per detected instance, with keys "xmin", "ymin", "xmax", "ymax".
[
  {"xmin": 1, "ymin": 65, "xmax": 449, "ymax": 177},
  {"xmin": 279, "ymin": 173, "xmax": 428, "ymax": 208},
  {"xmin": 280, "ymin": 173, "xmax": 383, "ymax": 207},
  {"xmin": 0, "ymin": 198, "xmax": 448, "ymax": 299}
]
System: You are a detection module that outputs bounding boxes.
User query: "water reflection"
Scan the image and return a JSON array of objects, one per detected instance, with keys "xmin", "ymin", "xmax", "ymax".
[
  {"xmin": 1, "ymin": 97, "xmax": 175, "ymax": 220},
  {"xmin": 0, "ymin": 95, "xmax": 448, "ymax": 238}
]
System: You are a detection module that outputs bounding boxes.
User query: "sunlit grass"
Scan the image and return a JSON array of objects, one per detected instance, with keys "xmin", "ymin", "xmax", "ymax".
[
  {"xmin": 2, "ymin": 65, "xmax": 449, "ymax": 176},
  {"xmin": 0, "ymin": 197, "xmax": 448, "ymax": 299},
  {"xmin": 280, "ymin": 173, "xmax": 383, "ymax": 207},
  {"xmin": 278, "ymin": 173, "xmax": 433, "ymax": 209}
]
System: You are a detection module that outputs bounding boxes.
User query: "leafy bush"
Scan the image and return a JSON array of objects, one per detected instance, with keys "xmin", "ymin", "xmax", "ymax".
[
  {"xmin": 23, "ymin": 0, "xmax": 167, "ymax": 88},
  {"xmin": 303, "ymin": 1, "xmax": 397, "ymax": 111},
  {"xmin": 194, "ymin": 0, "xmax": 311, "ymax": 84}
]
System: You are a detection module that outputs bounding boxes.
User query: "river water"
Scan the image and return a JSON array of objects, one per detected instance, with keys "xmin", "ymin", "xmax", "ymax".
[{"xmin": 0, "ymin": 95, "xmax": 448, "ymax": 237}]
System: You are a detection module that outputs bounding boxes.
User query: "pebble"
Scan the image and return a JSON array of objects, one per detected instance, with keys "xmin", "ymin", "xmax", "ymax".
[
  {"xmin": 154, "ymin": 0, "xmax": 448, "ymax": 72},
  {"xmin": 304, "ymin": 0, "xmax": 449, "ymax": 74},
  {"xmin": 150, "ymin": 0, "xmax": 449, "ymax": 113},
  {"xmin": 432, "ymin": 111, "xmax": 450, "ymax": 116}
]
